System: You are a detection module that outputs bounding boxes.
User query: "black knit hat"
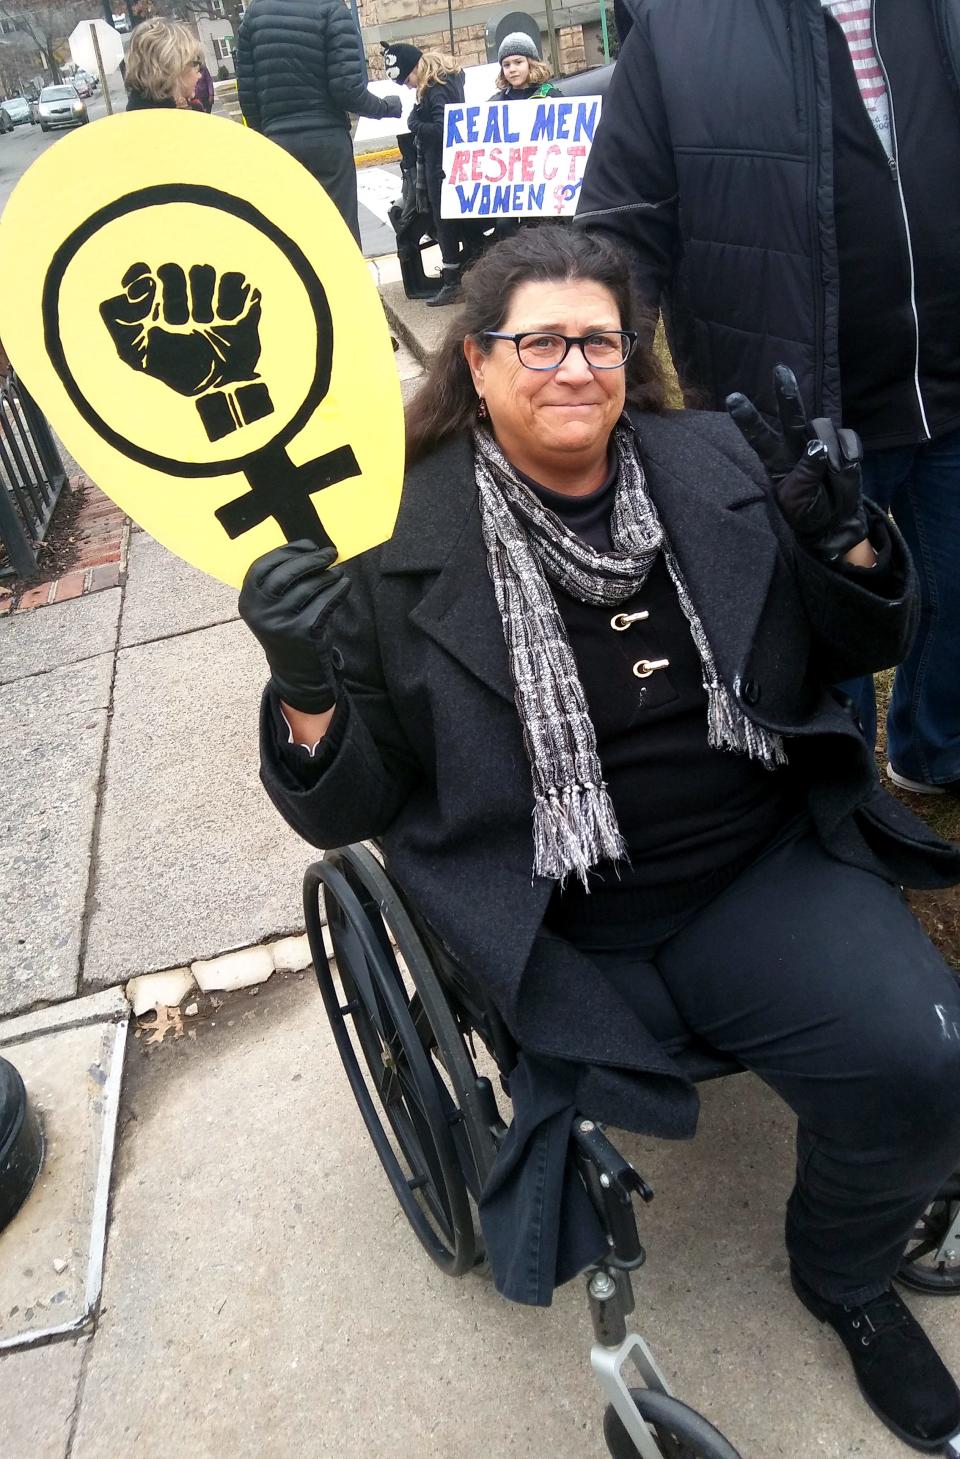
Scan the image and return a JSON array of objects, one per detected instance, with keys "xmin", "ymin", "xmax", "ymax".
[{"xmin": 382, "ymin": 42, "xmax": 423, "ymax": 81}]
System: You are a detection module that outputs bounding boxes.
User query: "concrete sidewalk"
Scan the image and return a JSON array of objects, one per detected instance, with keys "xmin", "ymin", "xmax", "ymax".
[
  {"xmin": 8, "ymin": 970, "xmax": 960, "ymax": 1459},
  {"xmin": 2, "ymin": 276, "xmax": 956, "ymax": 1459},
  {"xmin": 0, "ymin": 533, "xmax": 312, "ymax": 1017}
]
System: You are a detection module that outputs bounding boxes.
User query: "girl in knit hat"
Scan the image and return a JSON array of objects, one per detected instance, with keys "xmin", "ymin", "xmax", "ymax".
[{"xmin": 492, "ymin": 32, "xmax": 559, "ymax": 101}]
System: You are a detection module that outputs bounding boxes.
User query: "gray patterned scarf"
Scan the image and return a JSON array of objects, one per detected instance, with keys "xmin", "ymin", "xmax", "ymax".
[{"xmin": 474, "ymin": 420, "xmax": 786, "ymax": 887}]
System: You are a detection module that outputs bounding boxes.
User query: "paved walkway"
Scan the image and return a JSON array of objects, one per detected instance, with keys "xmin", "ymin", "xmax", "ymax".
[
  {"xmin": 9, "ymin": 970, "xmax": 960, "ymax": 1459},
  {"xmin": 0, "ymin": 529, "xmax": 311, "ymax": 1016}
]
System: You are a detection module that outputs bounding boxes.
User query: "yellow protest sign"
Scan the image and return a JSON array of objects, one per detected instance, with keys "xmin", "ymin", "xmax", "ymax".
[{"xmin": 0, "ymin": 111, "xmax": 403, "ymax": 585}]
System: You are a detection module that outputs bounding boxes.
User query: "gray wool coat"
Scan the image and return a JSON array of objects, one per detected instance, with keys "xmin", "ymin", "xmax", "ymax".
[{"xmin": 260, "ymin": 406, "xmax": 959, "ymax": 1147}]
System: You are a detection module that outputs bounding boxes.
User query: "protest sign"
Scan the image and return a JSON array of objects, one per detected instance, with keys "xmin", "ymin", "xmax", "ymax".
[
  {"xmin": 440, "ymin": 95, "xmax": 602, "ymax": 220},
  {"xmin": 0, "ymin": 111, "xmax": 403, "ymax": 587}
]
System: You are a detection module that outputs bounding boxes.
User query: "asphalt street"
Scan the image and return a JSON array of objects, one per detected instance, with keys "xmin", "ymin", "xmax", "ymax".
[{"xmin": 0, "ymin": 70, "xmax": 127, "ymax": 215}]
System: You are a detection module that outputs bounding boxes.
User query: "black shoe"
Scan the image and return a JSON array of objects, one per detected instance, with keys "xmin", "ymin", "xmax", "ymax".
[
  {"xmin": 426, "ymin": 267, "xmax": 461, "ymax": 307},
  {"xmin": 792, "ymin": 1267, "xmax": 960, "ymax": 1451}
]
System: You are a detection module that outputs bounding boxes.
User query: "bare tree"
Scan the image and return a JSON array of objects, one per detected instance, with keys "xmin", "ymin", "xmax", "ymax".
[
  {"xmin": 0, "ymin": 29, "xmax": 41, "ymax": 93},
  {"xmin": 137, "ymin": 0, "xmax": 242, "ymax": 50},
  {"xmin": 0, "ymin": 0, "xmax": 89, "ymax": 84}
]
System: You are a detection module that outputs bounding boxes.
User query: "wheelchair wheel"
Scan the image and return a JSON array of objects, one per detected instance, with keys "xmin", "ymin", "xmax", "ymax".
[
  {"xmin": 603, "ymin": 1389, "xmax": 742, "ymax": 1459},
  {"xmin": 896, "ymin": 1176, "xmax": 960, "ymax": 1294},
  {"xmin": 304, "ymin": 848, "xmax": 497, "ymax": 1277}
]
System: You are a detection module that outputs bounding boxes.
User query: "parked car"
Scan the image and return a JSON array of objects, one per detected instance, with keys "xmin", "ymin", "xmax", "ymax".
[
  {"xmin": 72, "ymin": 74, "xmax": 93, "ymax": 98},
  {"xmin": 37, "ymin": 84, "xmax": 87, "ymax": 131},
  {"xmin": 1, "ymin": 97, "xmax": 31, "ymax": 127},
  {"xmin": 78, "ymin": 70, "xmax": 99, "ymax": 91}
]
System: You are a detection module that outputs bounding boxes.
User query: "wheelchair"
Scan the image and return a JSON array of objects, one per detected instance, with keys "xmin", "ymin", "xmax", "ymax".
[{"xmin": 304, "ymin": 843, "xmax": 960, "ymax": 1459}]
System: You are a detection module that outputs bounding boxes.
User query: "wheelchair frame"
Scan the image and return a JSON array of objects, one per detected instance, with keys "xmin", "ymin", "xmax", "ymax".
[{"xmin": 304, "ymin": 842, "xmax": 960, "ymax": 1459}]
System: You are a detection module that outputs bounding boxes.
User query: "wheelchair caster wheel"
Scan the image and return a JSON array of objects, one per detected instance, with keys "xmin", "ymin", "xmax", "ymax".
[
  {"xmin": 897, "ymin": 1177, "xmax": 960, "ymax": 1294},
  {"xmin": 603, "ymin": 1389, "xmax": 742, "ymax": 1459}
]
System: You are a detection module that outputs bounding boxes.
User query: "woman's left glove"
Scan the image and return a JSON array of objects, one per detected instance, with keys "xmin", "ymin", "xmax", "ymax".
[
  {"xmin": 238, "ymin": 540, "xmax": 351, "ymax": 713},
  {"xmin": 726, "ymin": 364, "xmax": 870, "ymax": 562}
]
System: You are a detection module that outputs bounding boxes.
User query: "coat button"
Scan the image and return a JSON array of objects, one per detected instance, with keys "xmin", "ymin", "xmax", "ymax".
[
  {"xmin": 330, "ymin": 647, "xmax": 344, "ymax": 671},
  {"xmin": 741, "ymin": 678, "xmax": 761, "ymax": 706}
]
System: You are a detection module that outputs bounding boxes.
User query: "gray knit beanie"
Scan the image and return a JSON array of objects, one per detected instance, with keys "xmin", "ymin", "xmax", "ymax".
[{"xmin": 498, "ymin": 31, "xmax": 540, "ymax": 62}]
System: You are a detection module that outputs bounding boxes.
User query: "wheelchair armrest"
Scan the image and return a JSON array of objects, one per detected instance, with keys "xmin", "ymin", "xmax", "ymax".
[{"xmin": 571, "ymin": 1115, "xmax": 653, "ymax": 1269}]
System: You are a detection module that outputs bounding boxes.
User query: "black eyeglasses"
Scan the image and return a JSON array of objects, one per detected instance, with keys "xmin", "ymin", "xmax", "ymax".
[{"xmin": 479, "ymin": 330, "xmax": 638, "ymax": 371}]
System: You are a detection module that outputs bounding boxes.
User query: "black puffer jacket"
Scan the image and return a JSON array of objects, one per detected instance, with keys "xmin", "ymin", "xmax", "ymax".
[
  {"xmin": 577, "ymin": 0, "xmax": 960, "ymax": 447},
  {"xmin": 236, "ymin": 0, "xmax": 397, "ymax": 137}
]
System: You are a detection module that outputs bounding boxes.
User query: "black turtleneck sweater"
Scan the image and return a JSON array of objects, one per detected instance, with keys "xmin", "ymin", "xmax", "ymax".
[{"xmin": 523, "ymin": 465, "xmax": 801, "ymax": 938}]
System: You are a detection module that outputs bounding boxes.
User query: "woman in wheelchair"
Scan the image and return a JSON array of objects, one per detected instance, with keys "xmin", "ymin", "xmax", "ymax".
[{"xmin": 241, "ymin": 226, "xmax": 960, "ymax": 1454}]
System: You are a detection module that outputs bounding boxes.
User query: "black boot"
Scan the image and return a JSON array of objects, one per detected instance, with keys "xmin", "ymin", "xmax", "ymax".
[
  {"xmin": 426, "ymin": 267, "xmax": 462, "ymax": 307},
  {"xmin": 397, "ymin": 244, "xmax": 441, "ymax": 301},
  {"xmin": 792, "ymin": 1267, "xmax": 960, "ymax": 1451}
]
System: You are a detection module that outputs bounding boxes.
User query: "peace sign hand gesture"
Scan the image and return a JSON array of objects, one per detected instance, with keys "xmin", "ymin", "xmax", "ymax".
[{"xmin": 726, "ymin": 365, "xmax": 870, "ymax": 563}]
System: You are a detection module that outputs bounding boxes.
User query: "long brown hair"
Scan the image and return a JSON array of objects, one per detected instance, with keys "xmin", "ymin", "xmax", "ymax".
[
  {"xmin": 405, "ymin": 225, "xmax": 668, "ymax": 464},
  {"xmin": 413, "ymin": 51, "xmax": 460, "ymax": 100},
  {"xmin": 496, "ymin": 57, "xmax": 554, "ymax": 90}
]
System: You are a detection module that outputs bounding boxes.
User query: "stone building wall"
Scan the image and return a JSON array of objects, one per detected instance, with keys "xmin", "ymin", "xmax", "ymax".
[{"xmin": 360, "ymin": 0, "xmax": 595, "ymax": 78}]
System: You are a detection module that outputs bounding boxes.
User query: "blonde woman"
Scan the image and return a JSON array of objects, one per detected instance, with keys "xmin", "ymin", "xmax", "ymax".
[
  {"xmin": 384, "ymin": 43, "xmax": 466, "ymax": 306},
  {"xmin": 125, "ymin": 20, "xmax": 202, "ymax": 111},
  {"xmin": 492, "ymin": 32, "xmax": 558, "ymax": 101}
]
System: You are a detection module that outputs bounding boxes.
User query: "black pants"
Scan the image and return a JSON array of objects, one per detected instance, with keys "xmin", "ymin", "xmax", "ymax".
[
  {"xmin": 273, "ymin": 128, "xmax": 360, "ymax": 246},
  {"xmin": 576, "ymin": 824, "xmax": 960, "ymax": 1304},
  {"xmin": 422, "ymin": 149, "xmax": 462, "ymax": 268}
]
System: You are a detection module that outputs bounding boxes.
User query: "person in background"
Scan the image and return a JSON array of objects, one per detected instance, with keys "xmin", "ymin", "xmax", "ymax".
[
  {"xmin": 190, "ymin": 60, "xmax": 215, "ymax": 113},
  {"xmin": 490, "ymin": 32, "xmax": 559, "ymax": 101},
  {"xmin": 237, "ymin": 0, "xmax": 402, "ymax": 247},
  {"xmin": 488, "ymin": 34, "xmax": 560, "ymax": 244},
  {"xmin": 124, "ymin": 19, "xmax": 201, "ymax": 111},
  {"xmin": 577, "ymin": 0, "xmax": 960, "ymax": 797},
  {"xmin": 386, "ymin": 43, "xmax": 466, "ymax": 307}
]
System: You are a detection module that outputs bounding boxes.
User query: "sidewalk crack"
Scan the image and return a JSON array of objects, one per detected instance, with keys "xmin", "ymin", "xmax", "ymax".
[
  {"xmin": 76, "ymin": 574, "xmax": 126, "ymax": 994},
  {"xmin": 63, "ymin": 1329, "xmax": 95, "ymax": 1459}
]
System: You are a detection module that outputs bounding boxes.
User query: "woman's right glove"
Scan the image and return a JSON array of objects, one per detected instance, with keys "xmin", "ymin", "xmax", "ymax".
[
  {"xmin": 726, "ymin": 364, "xmax": 870, "ymax": 562},
  {"xmin": 238, "ymin": 540, "xmax": 351, "ymax": 714}
]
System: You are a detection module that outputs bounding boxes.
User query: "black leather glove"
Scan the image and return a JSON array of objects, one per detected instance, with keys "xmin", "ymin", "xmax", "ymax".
[
  {"xmin": 726, "ymin": 365, "xmax": 870, "ymax": 562},
  {"xmin": 238, "ymin": 540, "xmax": 351, "ymax": 713},
  {"xmin": 383, "ymin": 95, "xmax": 403, "ymax": 119}
]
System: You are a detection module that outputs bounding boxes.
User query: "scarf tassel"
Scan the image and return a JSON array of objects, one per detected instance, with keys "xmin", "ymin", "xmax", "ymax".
[
  {"xmin": 706, "ymin": 684, "xmax": 788, "ymax": 768},
  {"xmin": 533, "ymin": 783, "xmax": 628, "ymax": 888}
]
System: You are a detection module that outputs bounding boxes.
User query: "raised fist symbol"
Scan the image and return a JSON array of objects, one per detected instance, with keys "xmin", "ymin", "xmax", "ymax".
[{"xmin": 99, "ymin": 262, "xmax": 275, "ymax": 442}]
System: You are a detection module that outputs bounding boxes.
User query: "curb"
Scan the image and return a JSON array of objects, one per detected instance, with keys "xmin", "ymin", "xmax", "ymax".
[
  {"xmin": 357, "ymin": 146, "xmax": 401, "ymax": 168},
  {"xmin": 122, "ymin": 927, "xmax": 333, "ymax": 1021},
  {"xmin": 0, "ymin": 930, "xmax": 334, "ymax": 1047},
  {"xmin": 381, "ymin": 293, "xmax": 428, "ymax": 369}
]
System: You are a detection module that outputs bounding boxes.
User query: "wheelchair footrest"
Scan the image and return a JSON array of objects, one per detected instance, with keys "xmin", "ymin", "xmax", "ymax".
[{"xmin": 572, "ymin": 1119, "xmax": 652, "ymax": 1269}]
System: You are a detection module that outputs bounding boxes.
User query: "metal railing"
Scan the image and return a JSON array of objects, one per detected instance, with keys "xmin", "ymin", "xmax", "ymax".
[{"xmin": 0, "ymin": 371, "xmax": 67, "ymax": 581}]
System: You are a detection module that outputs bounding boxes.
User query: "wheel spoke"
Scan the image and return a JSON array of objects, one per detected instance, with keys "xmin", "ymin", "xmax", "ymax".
[
  {"xmin": 409, "ymin": 993, "xmax": 438, "ymax": 1057},
  {"xmin": 902, "ymin": 1234, "xmax": 943, "ymax": 1265}
]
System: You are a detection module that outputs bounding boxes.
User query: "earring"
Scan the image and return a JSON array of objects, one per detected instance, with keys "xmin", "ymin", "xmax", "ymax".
[{"xmin": 477, "ymin": 396, "xmax": 489, "ymax": 421}]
